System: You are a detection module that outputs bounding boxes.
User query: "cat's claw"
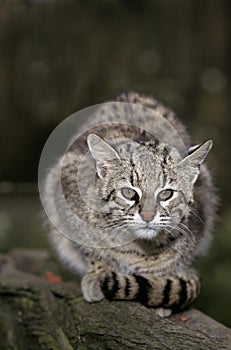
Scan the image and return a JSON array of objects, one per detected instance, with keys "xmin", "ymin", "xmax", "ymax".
[{"xmin": 81, "ymin": 274, "xmax": 105, "ymax": 302}]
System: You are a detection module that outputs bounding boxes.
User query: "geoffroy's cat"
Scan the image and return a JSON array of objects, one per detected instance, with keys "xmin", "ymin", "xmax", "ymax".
[{"xmin": 43, "ymin": 91, "xmax": 216, "ymax": 317}]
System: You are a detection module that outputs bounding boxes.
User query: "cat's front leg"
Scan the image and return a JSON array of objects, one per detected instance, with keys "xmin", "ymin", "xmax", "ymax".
[
  {"xmin": 81, "ymin": 261, "xmax": 108, "ymax": 302},
  {"xmin": 81, "ymin": 262, "xmax": 136, "ymax": 303},
  {"xmin": 98, "ymin": 270, "xmax": 173, "ymax": 317},
  {"xmin": 100, "ymin": 269, "xmax": 201, "ymax": 313}
]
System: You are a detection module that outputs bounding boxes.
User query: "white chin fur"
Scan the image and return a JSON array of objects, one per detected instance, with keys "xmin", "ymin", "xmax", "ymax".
[{"xmin": 135, "ymin": 228, "xmax": 158, "ymax": 240}]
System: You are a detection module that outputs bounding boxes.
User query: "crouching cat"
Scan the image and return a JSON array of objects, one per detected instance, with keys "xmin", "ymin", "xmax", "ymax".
[{"xmin": 42, "ymin": 91, "xmax": 216, "ymax": 317}]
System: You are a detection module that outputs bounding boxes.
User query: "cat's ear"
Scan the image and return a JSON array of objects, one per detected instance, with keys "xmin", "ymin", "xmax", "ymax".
[
  {"xmin": 178, "ymin": 140, "xmax": 213, "ymax": 184},
  {"xmin": 87, "ymin": 134, "xmax": 120, "ymax": 178}
]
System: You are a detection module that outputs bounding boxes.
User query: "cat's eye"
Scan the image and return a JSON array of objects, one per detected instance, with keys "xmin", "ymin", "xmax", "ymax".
[
  {"xmin": 121, "ymin": 187, "xmax": 139, "ymax": 202},
  {"xmin": 158, "ymin": 189, "xmax": 174, "ymax": 201}
]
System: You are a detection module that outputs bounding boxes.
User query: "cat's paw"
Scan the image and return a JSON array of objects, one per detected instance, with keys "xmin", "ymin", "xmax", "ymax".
[
  {"xmin": 155, "ymin": 307, "xmax": 172, "ymax": 317},
  {"xmin": 81, "ymin": 273, "xmax": 105, "ymax": 302}
]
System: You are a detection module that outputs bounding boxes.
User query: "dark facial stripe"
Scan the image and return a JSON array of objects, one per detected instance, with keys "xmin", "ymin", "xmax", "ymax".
[
  {"xmin": 101, "ymin": 272, "xmax": 119, "ymax": 301},
  {"xmin": 161, "ymin": 150, "xmax": 168, "ymax": 166},
  {"xmin": 104, "ymin": 189, "xmax": 115, "ymax": 202},
  {"xmin": 134, "ymin": 169, "xmax": 140, "ymax": 184},
  {"xmin": 162, "ymin": 279, "xmax": 172, "ymax": 306},
  {"xmin": 130, "ymin": 162, "xmax": 136, "ymax": 186},
  {"xmin": 133, "ymin": 274, "xmax": 152, "ymax": 305},
  {"xmin": 130, "ymin": 171, "xmax": 134, "ymax": 187}
]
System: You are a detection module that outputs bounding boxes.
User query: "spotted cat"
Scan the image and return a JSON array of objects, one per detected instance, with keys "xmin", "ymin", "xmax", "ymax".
[{"xmin": 43, "ymin": 91, "xmax": 216, "ymax": 316}]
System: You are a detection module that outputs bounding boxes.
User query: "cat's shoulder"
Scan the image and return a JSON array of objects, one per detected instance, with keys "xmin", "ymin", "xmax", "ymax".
[{"xmin": 113, "ymin": 91, "xmax": 191, "ymax": 147}]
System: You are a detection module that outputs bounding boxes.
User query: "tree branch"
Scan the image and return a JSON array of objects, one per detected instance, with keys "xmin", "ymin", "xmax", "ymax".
[{"xmin": 0, "ymin": 250, "xmax": 230, "ymax": 350}]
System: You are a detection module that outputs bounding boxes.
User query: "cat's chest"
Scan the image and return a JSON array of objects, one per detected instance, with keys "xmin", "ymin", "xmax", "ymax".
[{"xmin": 107, "ymin": 246, "xmax": 179, "ymax": 276}]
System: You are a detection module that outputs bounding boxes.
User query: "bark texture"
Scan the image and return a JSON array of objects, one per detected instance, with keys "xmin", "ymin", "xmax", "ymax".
[{"xmin": 0, "ymin": 250, "xmax": 230, "ymax": 350}]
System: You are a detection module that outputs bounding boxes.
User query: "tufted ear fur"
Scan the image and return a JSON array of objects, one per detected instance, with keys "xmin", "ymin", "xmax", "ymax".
[
  {"xmin": 87, "ymin": 134, "xmax": 120, "ymax": 179},
  {"xmin": 178, "ymin": 140, "xmax": 213, "ymax": 184}
]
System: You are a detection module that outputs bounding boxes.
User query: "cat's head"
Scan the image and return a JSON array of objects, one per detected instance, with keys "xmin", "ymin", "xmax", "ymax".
[{"xmin": 87, "ymin": 133, "xmax": 212, "ymax": 241}]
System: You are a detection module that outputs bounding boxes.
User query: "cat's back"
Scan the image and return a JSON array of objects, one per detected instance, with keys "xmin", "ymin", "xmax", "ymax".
[
  {"xmin": 72, "ymin": 91, "xmax": 192, "ymax": 156},
  {"xmin": 114, "ymin": 91, "xmax": 191, "ymax": 147}
]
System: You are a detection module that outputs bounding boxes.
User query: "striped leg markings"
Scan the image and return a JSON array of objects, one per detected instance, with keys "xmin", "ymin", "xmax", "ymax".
[
  {"xmin": 133, "ymin": 275, "xmax": 152, "ymax": 304},
  {"xmin": 101, "ymin": 271, "xmax": 119, "ymax": 300},
  {"xmin": 100, "ymin": 269, "xmax": 200, "ymax": 310},
  {"xmin": 178, "ymin": 278, "xmax": 188, "ymax": 306},
  {"xmin": 162, "ymin": 279, "xmax": 172, "ymax": 306},
  {"xmin": 101, "ymin": 272, "xmax": 145, "ymax": 301},
  {"xmin": 125, "ymin": 277, "xmax": 131, "ymax": 297}
]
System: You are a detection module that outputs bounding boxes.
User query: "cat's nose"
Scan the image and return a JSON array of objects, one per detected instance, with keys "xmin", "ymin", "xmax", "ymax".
[{"xmin": 140, "ymin": 210, "xmax": 155, "ymax": 222}]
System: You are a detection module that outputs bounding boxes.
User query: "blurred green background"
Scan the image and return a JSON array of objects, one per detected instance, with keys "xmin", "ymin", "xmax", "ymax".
[{"xmin": 0, "ymin": 0, "xmax": 230, "ymax": 327}]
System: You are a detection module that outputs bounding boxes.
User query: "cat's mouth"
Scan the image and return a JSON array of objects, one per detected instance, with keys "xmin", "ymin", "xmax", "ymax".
[{"xmin": 135, "ymin": 226, "xmax": 158, "ymax": 240}]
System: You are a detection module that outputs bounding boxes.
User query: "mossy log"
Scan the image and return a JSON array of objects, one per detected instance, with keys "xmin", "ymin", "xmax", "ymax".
[{"xmin": 0, "ymin": 250, "xmax": 230, "ymax": 350}]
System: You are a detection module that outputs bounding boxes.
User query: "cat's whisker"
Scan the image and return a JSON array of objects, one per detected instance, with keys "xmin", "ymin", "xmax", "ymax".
[
  {"xmin": 189, "ymin": 208, "xmax": 204, "ymax": 224},
  {"xmin": 102, "ymin": 217, "xmax": 139, "ymax": 231},
  {"xmin": 165, "ymin": 227, "xmax": 180, "ymax": 241},
  {"xmin": 178, "ymin": 222, "xmax": 195, "ymax": 241},
  {"xmin": 167, "ymin": 223, "xmax": 196, "ymax": 245}
]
